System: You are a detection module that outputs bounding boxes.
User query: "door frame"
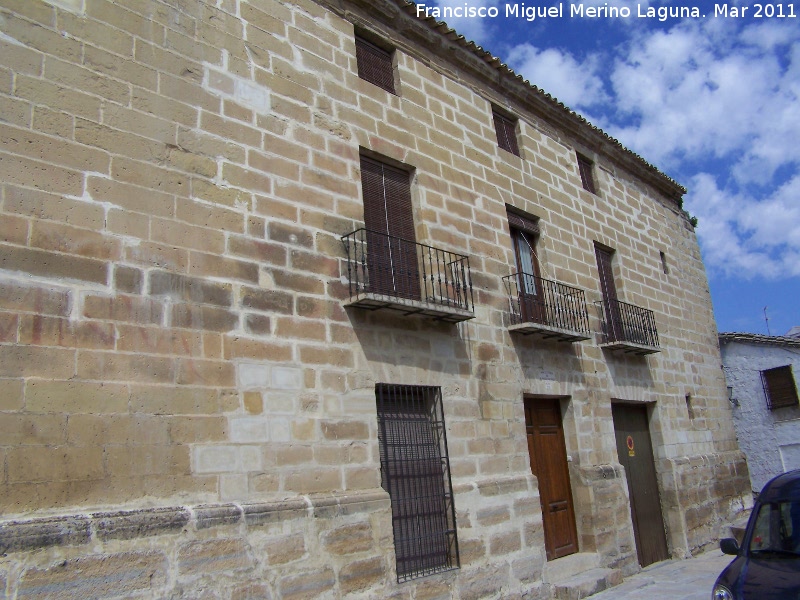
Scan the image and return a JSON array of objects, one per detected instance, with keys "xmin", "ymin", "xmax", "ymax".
[{"xmin": 611, "ymin": 401, "xmax": 670, "ymax": 567}]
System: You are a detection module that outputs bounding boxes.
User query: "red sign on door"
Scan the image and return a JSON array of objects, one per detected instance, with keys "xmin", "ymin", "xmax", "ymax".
[{"xmin": 626, "ymin": 435, "xmax": 635, "ymax": 457}]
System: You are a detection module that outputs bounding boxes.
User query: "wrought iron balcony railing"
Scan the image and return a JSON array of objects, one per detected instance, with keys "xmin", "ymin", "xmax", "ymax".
[
  {"xmin": 341, "ymin": 228, "xmax": 474, "ymax": 323},
  {"xmin": 596, "ymin": 298, "xmax": 660, "ymax": 354},
  {"xmin": 502, "ymin": 273, "xmax": 591, "ymax": 342}
]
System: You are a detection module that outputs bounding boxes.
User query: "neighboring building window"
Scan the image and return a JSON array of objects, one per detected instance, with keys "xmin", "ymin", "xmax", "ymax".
[
  {"xmin": 761, "ymin": 365, "xmax": 799, "ymax": 410},
  {"xmin": 375, "ymin": 384, "xmax": 459, "ymax": 581},
  {"xmin": 493, "ymin": 110, "xmax": 520, "ymax": 156},
  {"xmin": 577, "ymin": 153, "xmax": 596, "ymax": 194},
  {"xmin": 355, "ymin": 34, "xmax": 396, "ymax": 94}
]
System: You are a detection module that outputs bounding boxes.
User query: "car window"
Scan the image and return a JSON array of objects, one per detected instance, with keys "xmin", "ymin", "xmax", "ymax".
[{"xmin": 749, "ymin": 500, "xmax": 800, "ymax": 554}]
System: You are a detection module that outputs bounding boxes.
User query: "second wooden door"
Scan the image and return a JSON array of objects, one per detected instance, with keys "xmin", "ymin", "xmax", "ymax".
[
  {"xmin": 525, "ymin": 397, "xmax": 579, "ymax": 560},
  {"xmin": 612, "ymin": 403, "xmax": 669, "ymax": 567}
]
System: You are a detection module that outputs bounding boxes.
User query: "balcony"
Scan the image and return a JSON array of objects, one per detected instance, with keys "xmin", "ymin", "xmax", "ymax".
[
  {"xmin": 596, "ymin": 299, "xmax": 660, "ymax": 355},
  {"xmin": 502, "ymin": 273, "xmax": 591, "ymax": 342},
  {"xmin": 341, "ymin": 228, "xmax": 475, "ymax": 323}
]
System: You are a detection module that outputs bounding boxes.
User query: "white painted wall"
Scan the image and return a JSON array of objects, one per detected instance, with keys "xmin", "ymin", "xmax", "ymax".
[{"xmin": 720, "ymin": 336, "xmax": 800, "ymax": 492}]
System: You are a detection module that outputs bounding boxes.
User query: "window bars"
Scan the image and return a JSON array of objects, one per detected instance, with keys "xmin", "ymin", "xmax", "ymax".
[{"xmin": 375, "ymin": 384, "xmax": 459, "ymax": 582}]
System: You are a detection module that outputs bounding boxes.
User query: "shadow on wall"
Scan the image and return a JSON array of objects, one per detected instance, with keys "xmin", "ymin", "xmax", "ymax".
[{"xmin": 346, "ymin": 307, "xmax": 472, "ymax": 380}]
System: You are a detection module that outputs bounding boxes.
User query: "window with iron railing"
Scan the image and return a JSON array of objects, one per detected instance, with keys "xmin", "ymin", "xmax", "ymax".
[
  {"xmin": 761, "ymin": 365, "xmax": 799, "ymax": 410},
  {"xmin": 375, "ymin": 384, "xmax": 459, "ymax": 582}
]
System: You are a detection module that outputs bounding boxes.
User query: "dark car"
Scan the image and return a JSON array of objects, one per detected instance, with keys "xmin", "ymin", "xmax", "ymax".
[{"xmin": 713, "ymin": 469, "xmax": 800, "ymax": 600}]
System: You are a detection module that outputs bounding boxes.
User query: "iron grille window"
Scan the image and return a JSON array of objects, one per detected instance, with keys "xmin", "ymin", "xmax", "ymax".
[
  {"xmin": 493, "ymin": 110, "xmax": 520, "ymax": 156},
  {"xmin": 375, "ymin": 384, "xmax": 459, "ymax": 582},
  {"xmin": 577, "ymin": 153, "xmax": 596, "ymax": 194},
  {"xmin": 761, "ymin": 365, "xmax": 799, "ymax": 410},
  {"xmin": 355, "ymin": 34, "xmax": 396, "ymax": 94}
]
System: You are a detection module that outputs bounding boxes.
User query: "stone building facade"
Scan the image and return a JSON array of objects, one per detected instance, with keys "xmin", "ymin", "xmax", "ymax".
[
  {"xmin": 720, "ymin": 332, "xmax": 800, "ymax": 493},
  {"xmin": 0, "ymin": 0, "xmax": 750, "ymax": 598}
]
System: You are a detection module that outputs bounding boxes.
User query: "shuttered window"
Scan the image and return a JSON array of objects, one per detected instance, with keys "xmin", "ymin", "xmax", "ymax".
[
  {"xmin": 493, "ymin": 110, "xmax": 520, "ymax": 156},
  {"xmin": 361, "ymin": 157, "xmax": 415, "ymax": 243},
  {"xmin": 507, "ymin": 210, "xmax": 539, "ymax": 237},
  {"xmin": 360, "ymin": 156, "xmax": 420, "ymax": 299},
  {"xmin": 761, "ymin": 365, "xmax": 799, "ymax": 410},
  {"xmin": 376, "ymin": 384, "xmax": 459, "ymax": 581},
  {"xmin": 577, "ymin": 154, "xmax": 596, "ymax": 194},
  {"xmin": 355, "ymin": 35, "xmax": 396, "ymax": 94}
]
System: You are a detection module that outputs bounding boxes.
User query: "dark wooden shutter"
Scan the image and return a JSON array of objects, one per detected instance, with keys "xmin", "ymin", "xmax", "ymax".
[
  {"xmin": 762, "ymin": 366, "xmax": 799, "ymax": 409},
  {"xmin": 595, "ymin": 245, "xmax": 618, "ymax": 304},
  {"xmin": 360, "ymin": 156, "xmax": 420, "ymax": 299},
  {"xmin": 595, "ymin": 245, "xmax": 622, "ymax": 341},
  {"xmin": 507, "ymin": 211, "xmax": 539, "ymax": 236},
  {"xmin": 355, "ymin": 35, "xmax": 395, "ymax": 94},
  {"xmin": 493, "ymin": 111, "xmax": 520, "ymax": 156},
  {"xmin": 577, "ymin": 154, "xmax": 596, "ymax": 194}
]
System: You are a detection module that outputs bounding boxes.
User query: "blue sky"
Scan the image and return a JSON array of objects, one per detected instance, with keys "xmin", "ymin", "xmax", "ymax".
[{"xmin": 427, "ymin": 0, "xmax": 800, "ymax": 336}]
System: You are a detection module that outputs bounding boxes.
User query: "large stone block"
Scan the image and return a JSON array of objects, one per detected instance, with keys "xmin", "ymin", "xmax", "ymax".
[
  {"xmin": 321, "ymin": 521, "xmax": 374, "ymax": 555},
  {"xmin": 279, "ymin": 567, "xmax": 335, "ymax": 600},
  {"xmin": 339, "ymin": 556, "xmax": 386, "ymax": 594},
  {"xmin": 17, "ymin": 551, "xmax": 168, "ymax": 600},
  {"xmin": 178, "ymin": 538, "xmax": 255, "ymax": 575}
]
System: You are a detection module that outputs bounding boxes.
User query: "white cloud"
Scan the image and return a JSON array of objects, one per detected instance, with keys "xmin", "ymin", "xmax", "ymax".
[
  {"xmin": 687, "ymin": 173, "xmax": 800, "ymax": 279},
  {"xmin": 505, "ymin": 44, "xmax": 607, "ymax": 108},
  {"xmin": 599, "ymin": 17, "xmax": 800, "ymax": 279},
  {"xmin": 605, "ymin": 19, "xmax": 800, "ymax": 181}
]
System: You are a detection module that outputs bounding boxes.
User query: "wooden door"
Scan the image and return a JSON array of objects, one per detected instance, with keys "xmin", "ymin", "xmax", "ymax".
[
  {"xmin": 611, "ymin": 403, "xmax": 669, "ymax": 567},
  {"xmin": 595, "ymin": 245, "xmax": 623, "ymax": 341},
  {"xmin": 525, "ymin": 397, "xmax": 579, "ymax": 560},
  {"xmin": 360, "ymin": 156, "xmax": 420, "ymax": 300}
]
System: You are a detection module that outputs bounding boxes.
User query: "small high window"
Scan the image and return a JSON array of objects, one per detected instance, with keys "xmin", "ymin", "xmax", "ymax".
[
  {"xmin": 761, "ymin": 365, "xmax": 799, "ymax": 410},
  {"xmin": 577, "ymin": 153, "xmax": 596, "ymax": 194},
  {"xmin": 493, "ymin": 109, "xmax": 520, "ymax": 156},
  {"xmin": 355, "ymin": 34, "xmax": 396, "ymax": 94}
]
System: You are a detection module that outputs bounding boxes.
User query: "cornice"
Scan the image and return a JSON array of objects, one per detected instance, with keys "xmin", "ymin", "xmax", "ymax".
[
  {"xmin": 719, "ymin": 332, "xmax": 800, "ymax": 349},
  {"xmin": 319, "ymin": 0, "xmax": 687, "ymax": 205}
]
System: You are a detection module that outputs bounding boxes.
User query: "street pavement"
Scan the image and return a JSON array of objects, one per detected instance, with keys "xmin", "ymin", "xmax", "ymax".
[{"xmin": 587, "ymin": 549, "xmax": 731, "ymax": 600}]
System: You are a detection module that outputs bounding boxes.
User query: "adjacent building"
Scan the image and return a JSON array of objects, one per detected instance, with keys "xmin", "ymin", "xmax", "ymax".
[
  {"xmin": 0, "ymin": 0, "xmax": 751, "ymax": 597},
  {"xmin": 720, "ymin": 331, "xmax": 800, "ymax": 493}
]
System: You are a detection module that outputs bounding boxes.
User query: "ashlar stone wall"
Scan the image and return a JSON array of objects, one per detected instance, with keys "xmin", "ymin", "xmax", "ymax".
[{"xmin": 0, "ymin": 0, "xmax": 750, "ymax": 597}]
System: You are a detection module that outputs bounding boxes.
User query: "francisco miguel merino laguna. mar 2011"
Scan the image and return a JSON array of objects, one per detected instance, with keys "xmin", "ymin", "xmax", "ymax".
[{"xmin": 416, "ymin": 2, "xmax": 708, "ymax": 21}]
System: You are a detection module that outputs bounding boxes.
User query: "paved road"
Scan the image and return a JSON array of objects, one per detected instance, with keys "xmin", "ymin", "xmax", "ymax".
[{"xmin": 588, "ymin": 549, "xmax": 732, "ymax": 600}]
